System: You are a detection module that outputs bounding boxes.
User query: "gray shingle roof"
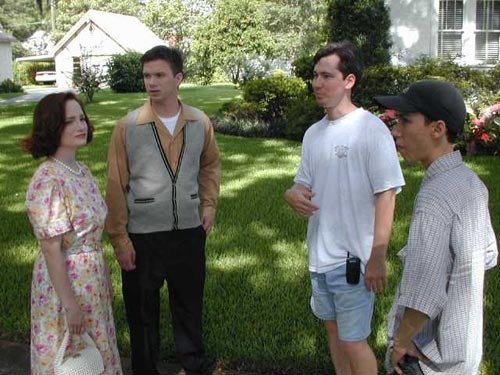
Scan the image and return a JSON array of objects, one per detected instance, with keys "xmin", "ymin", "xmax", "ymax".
[{"xmin": 0, "ymin": 31, "xmax": 16, "ymax": 43}]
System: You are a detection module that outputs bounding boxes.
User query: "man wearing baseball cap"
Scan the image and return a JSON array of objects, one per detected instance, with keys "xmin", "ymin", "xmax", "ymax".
[{"xmin": 375, "ymin": 80, "xmax": 498, "ymax": 374}]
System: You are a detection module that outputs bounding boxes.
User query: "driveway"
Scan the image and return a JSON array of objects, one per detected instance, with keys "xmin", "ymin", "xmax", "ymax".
[{"xmin": 0, "ymin": 86, "xmax": 74, "ymax": 105}]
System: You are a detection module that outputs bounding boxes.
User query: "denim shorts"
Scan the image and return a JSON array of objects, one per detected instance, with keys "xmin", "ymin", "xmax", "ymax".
[{"xmin": 310, "ymin": 265, "xmax": 374, "ymax": 341}]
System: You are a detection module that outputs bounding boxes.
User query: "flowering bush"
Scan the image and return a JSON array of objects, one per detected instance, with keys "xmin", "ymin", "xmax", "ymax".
[
  {"xmin": 378, "ymin": 109, "xmax": 397, "ymax": 129},
  {"xmin": 464, "ymin": 101, "xmax": 500, "ymax": 156}
]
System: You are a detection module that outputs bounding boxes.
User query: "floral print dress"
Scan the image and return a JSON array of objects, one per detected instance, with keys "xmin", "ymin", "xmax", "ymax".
[{"xmin": 26, "ymin": 160, "xmax": 122, "ymax": 375}]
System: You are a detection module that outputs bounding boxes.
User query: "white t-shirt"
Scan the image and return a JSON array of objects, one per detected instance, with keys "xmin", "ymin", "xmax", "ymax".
[
  {"xmin": 159, "ymin": 110, "xmax": 181, "ymax": 135},
  {"xmin": 294, "ymin": 108, "xmax": 405, "ymax": 273}
]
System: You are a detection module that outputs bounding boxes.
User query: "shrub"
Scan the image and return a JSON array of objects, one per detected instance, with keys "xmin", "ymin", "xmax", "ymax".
[
  {"xmin": 292, "ymin": 55, "xmax": 314, "ymax": 91},
  {"xmin": 283, "ymin": 92, "xmax": 324, "ymax": 141},
  {"xmin": 15, "ymin": 61, "xmax": 55, "ymax": 85},
  {"xmin": 326, "ymin": 0, "xmax": 391, "ymax": 67},
  {"xmin": 106, "ymin": 52, "xmax": 144, "ymax": 93},
  {"xmin": 358, "ymin": 58, "xmax": 495, "ymax": 111},
  {"xmin": 242, "ymin": 72, "xmax": 306, "ymax": 122},
  {"xmin": 463, "ymin": 91, "xmax": 500, "ymax": 155},
  {"xmin": 406, "ymin": 57, "xmax": 489, "ymax": 97},
  {"xmin": 73, "ymin": 63, "xmax": 105, "ymax": 102},
  {"xmin": 485, "ymin": 63, "xmax": 500, "ymax": 93},
  {"xmin": 212, "ymin": 116, "xmax": 283, "ymax": 138},
  {"xmin": 218, "ymin": 99, "xmax": 262, "ymax": 121},
  {"xmin": 355, "ymin": 65, "xmax": 412, "ymax": 109},
  {"xmin": 0, "ymin": 79, "xmax": 23, "ymax": 93}
]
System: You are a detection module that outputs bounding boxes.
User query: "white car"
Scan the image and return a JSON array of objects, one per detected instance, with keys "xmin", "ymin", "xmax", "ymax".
[{"xmin": 35, "ymin": 71, "xmax": 56, "ymax": 84}]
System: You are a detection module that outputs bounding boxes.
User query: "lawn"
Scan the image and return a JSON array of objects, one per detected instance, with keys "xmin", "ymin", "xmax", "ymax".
[
  {"xmin": 0, "ymin": 85, "xmax": 498, "ymax": 374},
  {"xmin": 0, "ymin": 92, "xmax": 23, "ymax": 100}
]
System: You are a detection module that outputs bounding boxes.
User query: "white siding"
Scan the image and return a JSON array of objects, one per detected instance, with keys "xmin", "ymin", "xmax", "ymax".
[
  {"xmin": 55, "ymin": 22, "xmax": 126, "ymax": 88},
  {"xmin": 0, "ymin": 42, "xmax": 13, "ymax": 81},
  {"xmin": 387, "ymin": 0, "xmax": 499, "ymax": 66},
  {"xmin": 387, "ymin": 0, "xmax": 439, "ymax": 64}
]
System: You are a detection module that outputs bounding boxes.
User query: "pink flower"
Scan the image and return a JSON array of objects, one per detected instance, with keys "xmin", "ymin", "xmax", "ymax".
[
  {"xmin": 384, "ymin": 109, "xmax": 396, "ymax": 119},
  {"xmin": 379, "ymin": 109, "xmax": 397, "ymax": 126},
  {"xmin": 35, "ymin": 343, "xmax": 48, "ymax": 355},
  {"xmin": 479, "ymin": 133, "xmax": 492, "ymax": 142},
  {"xmin": 471, "ymin": 118, "xmax": 483, "ymax": 128},
  {"xmin": 65, "ymin": 259, "xmax": 76, "ymax": 269},
  {"xmin": 74, "ymin": 216, "xmax": 86, "ymax": 226}
]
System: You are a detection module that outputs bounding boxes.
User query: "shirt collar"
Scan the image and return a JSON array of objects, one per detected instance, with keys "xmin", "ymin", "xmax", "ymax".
[
  {"xmin": 423, "ymin": 150, "xmax": 462, "ymax": 183},
  {"xmin": 136, "ymin": 100, "xmax": 199, "ymax": 125}
]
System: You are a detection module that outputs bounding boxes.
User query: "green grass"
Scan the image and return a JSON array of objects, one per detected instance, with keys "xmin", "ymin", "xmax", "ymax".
[
  {"xmin": 0, "ymin": 92, "xmax": 24, "ymax": 100},
  {"xmin": 0, "ymin": 85, "xmax": 499, "ymax": 374}
]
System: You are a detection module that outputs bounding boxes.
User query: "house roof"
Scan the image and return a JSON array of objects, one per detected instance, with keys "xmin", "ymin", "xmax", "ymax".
[
  {"xmin": 52, "ymin": 9, "xmax": 166, "ymax": 56},
  {"xmin": 0, "ymin": 31, "xmax": 16, "ymax": 43}
]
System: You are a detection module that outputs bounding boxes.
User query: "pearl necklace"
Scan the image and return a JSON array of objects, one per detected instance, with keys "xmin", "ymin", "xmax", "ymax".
[{"xmin": 51, "ymin": 157, "xmax": 83, "ymax": 176}]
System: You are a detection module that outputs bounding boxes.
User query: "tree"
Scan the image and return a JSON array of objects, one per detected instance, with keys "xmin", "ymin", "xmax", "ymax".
[
  {"xmin": 141, "ymin": 0, "xmax": 213, "ymax": 54},
  {"xmin": 35, "ymin": 0, "xmax": 54, "ymax": 12},
  {"xmin": 34, "ymin": 0, "xmax": 56, "ymax": 33},
  {"xmin": 262, "ymin": 0, "xmax": 328, "ymax": 60},
  {"xmin": 0, "ymin": 0, "xmax": 43, "ymax": 41},
  {"xmin": 326, "ymin": 0, "xmax": 392, "ymax": 67},
  {"xmin": 191, "ymin": 0, "xmax": 274, "ymax": 84}
]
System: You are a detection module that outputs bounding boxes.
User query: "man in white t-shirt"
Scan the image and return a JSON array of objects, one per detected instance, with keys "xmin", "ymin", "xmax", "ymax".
[{"xmin": 285, "ymin": 41, "xmax": 404, "ymax": 375}]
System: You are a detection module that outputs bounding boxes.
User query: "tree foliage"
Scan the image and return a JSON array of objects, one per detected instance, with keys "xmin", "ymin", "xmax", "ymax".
[
  {"xmin": 35, "ymin": 0, "xmax": 55, "ymax": 13},
  {"xmin": 141, "ymin": 0, "xmax": 212, "ymax": 54},
  {"xmin": 263, "ymin": 0, "xmax": 328, "ymax": 60},
  {"xmin": 326, "ymin": 0, "xmax": 392, "ymax": 67},
  {"xmin": 191, "ymin": 0, "xmax": 274, "ymax": 84},
  {"xmin": 0, "ymin": 0, "xmax": 42, "ymax": 40}
]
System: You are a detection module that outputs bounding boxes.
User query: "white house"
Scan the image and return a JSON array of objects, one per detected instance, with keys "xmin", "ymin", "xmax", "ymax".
[
  {"xmin": 387, "ymin": 0, "xmax": 499, "ymax": 66},
  {"xmin": 53, "ymin": 9, "xmax": 166, "ymax": 87},
  {"xmin": 0, "ymin": 30, "xmax": 16, "ymax": 82},
  {"xmin": 19, "ymin": 10, "xmax": 166, "ymax": 88},
  {"xmin": 22, "ymin": 30, "xmax": 54, "ymax": 56}
]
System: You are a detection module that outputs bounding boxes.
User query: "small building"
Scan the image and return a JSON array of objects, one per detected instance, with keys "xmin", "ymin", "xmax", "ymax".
[
  {"xmin": 387, "ymin": 0, "xmax": 499, "ymax": 67},
  {"xmin": 0, "ymin": 30, "xmax": 16, "ymax": 82},
  {"xmin": 22, "ymin": 30, "xmax": 54, "ymax": 56},
  {"xmin": 19, "ymin": 9, "xmax": 166, "ymax": 88}
]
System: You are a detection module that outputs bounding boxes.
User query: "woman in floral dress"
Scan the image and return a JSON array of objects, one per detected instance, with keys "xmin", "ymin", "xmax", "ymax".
[{"xmin": 22, "ymin": 92, "xmax": 122, "ymax": 374}]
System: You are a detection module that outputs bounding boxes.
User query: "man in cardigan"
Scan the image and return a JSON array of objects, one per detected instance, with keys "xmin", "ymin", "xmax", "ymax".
[{"xmin": 105, "ymin": 46, "xmax": 220, "ymax": 375}]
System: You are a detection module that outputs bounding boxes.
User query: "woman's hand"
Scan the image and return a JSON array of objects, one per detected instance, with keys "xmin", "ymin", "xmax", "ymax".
[{"xmin": 65, "ymin": 304, "xmax": 85, "ymax": 335}]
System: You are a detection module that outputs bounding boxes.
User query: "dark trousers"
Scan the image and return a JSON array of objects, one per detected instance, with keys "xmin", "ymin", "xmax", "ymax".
[{"xmin": 123, "ymin": 226, "xmax": 207, "ymax": 375}]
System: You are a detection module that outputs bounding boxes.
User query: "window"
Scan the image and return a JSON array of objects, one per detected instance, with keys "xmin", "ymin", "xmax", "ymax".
[
  {"xmin": 476, "ymin": 0, "xmax": 500, "ymax": 63},
  {"xmin": 438, "ymin": 0, "xmax": 464, "ymax": 58},
  {"xmin": 72, "ymin": 57, "xmax": 82, "ymax": 82}
]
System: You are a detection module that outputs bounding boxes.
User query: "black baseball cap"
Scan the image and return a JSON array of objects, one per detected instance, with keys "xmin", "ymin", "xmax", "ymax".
[{"xmin": 374, "ymin": 80, "xmax": 466, "ymax": 134}]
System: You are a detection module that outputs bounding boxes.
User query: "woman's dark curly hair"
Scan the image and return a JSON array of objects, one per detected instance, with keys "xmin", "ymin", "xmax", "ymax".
[{"xmin": 21, "ymin": 92, "xmax": 94, "ymax": 158}]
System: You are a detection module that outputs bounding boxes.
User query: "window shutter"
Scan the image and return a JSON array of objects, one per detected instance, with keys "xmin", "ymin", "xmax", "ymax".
[
  {"xmin": 438, "ymin": 1, "xmax": 464, "ymax": 58},
  {"xmin": 439, "ymin": 33, "xmax": 463, "ymax": 57},
  {"xmin": 475, "ymin": 1, "xmax": 500, "ymax": 63}
]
